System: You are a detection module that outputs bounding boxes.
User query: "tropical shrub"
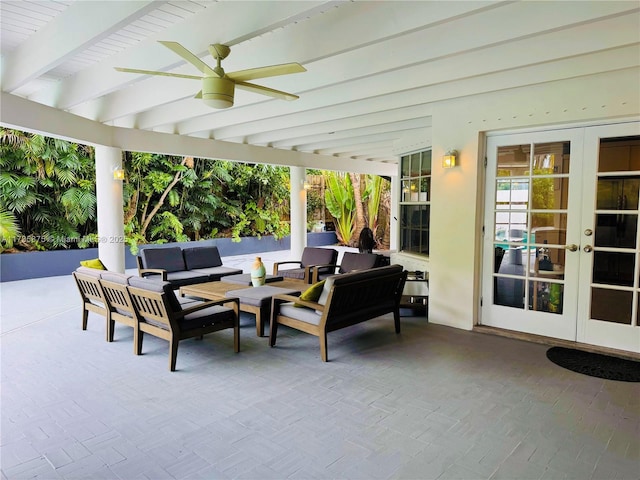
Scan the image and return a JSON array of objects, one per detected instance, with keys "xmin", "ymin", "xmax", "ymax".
[
  {"xmin": 0, "ymin": 128, "xmax": 96, "ymax": 251},
  {"xmin": 324, "ymin": 171, "xmax": 356, "ymax": 245}
]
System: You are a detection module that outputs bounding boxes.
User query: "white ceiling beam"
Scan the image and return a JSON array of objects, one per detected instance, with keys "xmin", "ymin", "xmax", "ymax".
[
  {"xmin": 215, "ymin": 45, "xmax": 640, "ymax": 159},
  {"xmin": 173, "ymin": 9, "xmax": 640, "ymax": 139},
  {"xmin": 0, "ymin": 92, "xmax": 396, "ymax": 176},
  {"xmin": 334, "ymin": 145, "xmax": 399, "ymax": 161},
  {"xmin": 111, "ymin": 126, "xmax": 397, "ymax": 175},
  {"xmin": 292, "ymin": 125, "xmax": 428, "ymax": 153},
  {"xmin": 310, "ymin": 140, "xmax": 398, "ymax": 155},
  {"xmin": 0, "ymin": 92, "xmax": 113, "ymax": 145},
  {"xmin": 120, "ymin": 0, "xmax": 637, "ymax": 134},
  {"xmin": 1, "ymin": 1, "xmax": 159, "ymax": 92},
  {"xmin": 270, "ymin": 119, "xmax": 432, "ymax": 150},
  {"xmin": 27, "ymin": 1, "xmax": 335, "ymax": 109},
  {"xmin": 244, "ymin": 104, "xmax": 433, "ymax": 146},
  {"xmin": 99, "ymin": 0, "xmax": 500, "ymax": 128},
  {"xmin": 193, "ymin": 41, "xmax": 638, "ymax": 146}
]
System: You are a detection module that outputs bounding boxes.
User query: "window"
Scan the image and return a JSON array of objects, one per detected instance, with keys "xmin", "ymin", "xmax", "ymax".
[{"xmin": 399, "ymin": 149, "xmax": 431, "ymax": 255}]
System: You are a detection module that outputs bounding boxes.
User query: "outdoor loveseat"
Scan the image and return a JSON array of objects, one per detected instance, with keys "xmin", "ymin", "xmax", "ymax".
[
  {"xmin": 269, "ymin": 264, "xmax": 407, "ymax": 361},
  {"xmin": 137, "ymin": 245, "xmax": 242, "ymax": 287}
]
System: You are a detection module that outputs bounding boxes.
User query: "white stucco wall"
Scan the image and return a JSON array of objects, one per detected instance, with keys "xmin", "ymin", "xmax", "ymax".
[{"xmin": 428, "ymin": 68, "xmax": 640, "ymax": 330}]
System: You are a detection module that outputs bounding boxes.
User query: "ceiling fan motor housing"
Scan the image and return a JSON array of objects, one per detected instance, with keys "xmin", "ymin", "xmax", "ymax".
[{"xmin": 202, "ymin": 76, "xmax": 235, "ymax": 108}]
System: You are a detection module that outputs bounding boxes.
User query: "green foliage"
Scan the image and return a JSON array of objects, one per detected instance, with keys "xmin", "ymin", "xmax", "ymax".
[
  {"xmin": 0, "ymin": 210, "xmax": 21, "ymax": 250},
  {"xmin": 0, "ymin": 128, "xmax": 96, "ymax": 251},
  {"xmin": 223, "ymin": 164, "xmax": 290, "ymax": 241},
  {"xmin": 122, "ymin": 152, "xmax": 291, "ymax": 250},
  {"xmin": 363, "ymin": 175, "xmax": 383, "ymax": 235},
  {"xmin": 149, "ymin": 211, "xmax": 188, "ymax": 242},
  {"xmin": 306, "ymin": 188, "xmax": 324, "ymax": 217},
  {"xmin": 324, "ymin": 171, "xmax": 355, "ymax": 245},
  {"xmin": 531, "ymin": 169, "xmax": 554, "ymax": 227},
  {"xmin": 2, "ymin": 128, "xmax": 389, "ymax": 255}
]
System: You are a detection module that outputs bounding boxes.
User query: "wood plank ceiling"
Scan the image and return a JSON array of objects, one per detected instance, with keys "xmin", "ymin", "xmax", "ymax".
[{"xmin": 1, "ymin": 0, "xmax": 639, "ymax": 168}]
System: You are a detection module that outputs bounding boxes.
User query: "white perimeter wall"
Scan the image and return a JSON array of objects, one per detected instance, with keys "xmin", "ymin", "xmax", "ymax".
[{"xmin": 427, "ymin": 68, "xmax": 640, "ymax": 331}]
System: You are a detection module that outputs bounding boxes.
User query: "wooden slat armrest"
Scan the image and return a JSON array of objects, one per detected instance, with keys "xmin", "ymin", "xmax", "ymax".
[
  {"xmin": 175, "ymin": 297, "xmax": 240, "ymax": 319},
  {"xmin": 272, "ymin": 260, "xmax": 302, "ymax": 274},
  {"xmin": 139, "ymin": 268, "xmax": 168, "ymax": 280},
  {"xmin": 310, "ymin": 263, "xmax": 338, "ymax": 283}
]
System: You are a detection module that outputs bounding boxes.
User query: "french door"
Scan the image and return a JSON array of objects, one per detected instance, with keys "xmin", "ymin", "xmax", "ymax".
[
  {"xmin": 482, "ymin": 122, "xmax": 640, "ymax": 353},
  {"xmin": 577, "ymin": 123, "xmax": 640, "ymax": 352}
]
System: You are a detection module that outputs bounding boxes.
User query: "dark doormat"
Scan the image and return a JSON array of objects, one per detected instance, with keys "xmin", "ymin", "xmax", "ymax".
[{"xmin": 546, "ymin": 347, "xmax": 640, "ymax": 382}]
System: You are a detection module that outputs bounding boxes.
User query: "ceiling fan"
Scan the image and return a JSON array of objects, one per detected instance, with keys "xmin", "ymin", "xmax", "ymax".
[{"xmin": 115, "ymin": 41, "xmax": 306, "ymax": 109}]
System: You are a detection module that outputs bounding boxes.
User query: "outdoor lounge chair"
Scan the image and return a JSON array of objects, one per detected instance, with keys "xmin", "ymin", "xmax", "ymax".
[
  {"xmin": 310, "ymin": 251, "xmax": 383, "ymax": 283},
  {"xmin": 126, "ymin": 277, "xmax": 240, "ymax": 371},
  {"xmin": 273, "ymin": 247, "xmax": 338, "ymax": 283}
]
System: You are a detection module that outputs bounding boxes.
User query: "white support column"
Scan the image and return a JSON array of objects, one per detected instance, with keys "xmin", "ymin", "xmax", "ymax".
[
  {"xmin": 95, "ymin": 146, "xmax": 125, "ymax": 272},
  {"xmin": 289, "ymin": 166, "xmax": 307, "ymax": 259},
  {"xmin": 390, "ymin": 174, "xmax": 399, "ymax": 251}
]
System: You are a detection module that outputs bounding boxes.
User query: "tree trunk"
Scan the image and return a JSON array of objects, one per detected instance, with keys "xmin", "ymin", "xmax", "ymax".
[
  {"xmin": 139, "ymin": 157, "xmax": 188, "ymax": 238},
  {"xmin": 350, "ymin": 173, "xmax": 366, "ymax": 246},
  {"xmin": 380, "ymin": 189, "xmax": 391, "ymax": 249}
]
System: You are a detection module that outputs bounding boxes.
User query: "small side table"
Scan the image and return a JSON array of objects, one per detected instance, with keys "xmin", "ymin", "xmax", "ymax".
[{"xmin": 400, "ymin": 271, "xmax": 429, "ymax": 315}]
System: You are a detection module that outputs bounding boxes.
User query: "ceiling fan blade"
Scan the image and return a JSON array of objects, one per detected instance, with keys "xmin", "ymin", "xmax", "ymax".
[
  {"xmin": 235, "ymin": 81, "xmax": 299, "ymax": 101},
  {"xmin": 114, "ymin": 67, "xmax": 201, "ymax": 80},
  {"xmin": 158, "ymin": 41, "xmax": 218, "ymax": 77},
  {"xmin": 227, "ymin": 63, "xmax": 306, "ymax": 82}
]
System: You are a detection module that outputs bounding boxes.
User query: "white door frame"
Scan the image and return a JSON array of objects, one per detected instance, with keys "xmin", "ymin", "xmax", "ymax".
[{"xmin": 481, "ymin": 119, "xmax": 640, "ymax": 353}]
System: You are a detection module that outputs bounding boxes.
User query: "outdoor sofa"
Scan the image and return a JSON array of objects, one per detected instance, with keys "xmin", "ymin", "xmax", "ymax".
[
  {"xmin": 269, "ymin": 264, "xmax": 408, "ymax": 361},
  {"xmin": 137, "ymin": 245, "xmax": 242, "ymax": 287}
]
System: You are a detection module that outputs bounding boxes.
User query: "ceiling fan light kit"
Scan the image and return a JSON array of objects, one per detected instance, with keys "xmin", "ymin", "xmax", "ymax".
[
  {"xmin": 115, "ymin": 41, "xmax": 305, "ymax": 109},
  {"xmin": 202, "ymin": 77, "xmax": 235, "ymax": 108}
]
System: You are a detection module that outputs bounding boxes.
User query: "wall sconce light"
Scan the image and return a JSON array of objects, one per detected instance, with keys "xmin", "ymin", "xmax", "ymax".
[
  {"xmin": 113, "ymin": 167, "xmax": 125, "ymax": 180},
  {"xmin": 303, "ymin": 181, "xmax": 311, "ymax": 190},
  {"xmin": 442, "ymin": 149, "xmax": 458, "ymax": 168}
]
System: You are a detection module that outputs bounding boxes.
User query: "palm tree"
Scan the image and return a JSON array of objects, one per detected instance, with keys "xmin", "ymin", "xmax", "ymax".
[
  {"xmin": 0, "ymin": 210, "xmax": 21, "ymax": 251},
  {"xmin": 0, "ymin": 128, "xmax": 96, "ymax": 250}
]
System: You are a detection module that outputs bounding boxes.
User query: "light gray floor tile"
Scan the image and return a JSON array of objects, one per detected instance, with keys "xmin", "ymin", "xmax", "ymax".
[{"xmin": 1, "ymin": 252, "xmax": 639, "ymax": 480}]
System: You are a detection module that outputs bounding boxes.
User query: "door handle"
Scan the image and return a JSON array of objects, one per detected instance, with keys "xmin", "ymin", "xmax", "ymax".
[
  {"xmin": 565, "ymin": 244, "xmax": 578, "ymax": 252},
  {"xmin": 583, "ymin": 245, "xmax": 593, "ymax": 253}
]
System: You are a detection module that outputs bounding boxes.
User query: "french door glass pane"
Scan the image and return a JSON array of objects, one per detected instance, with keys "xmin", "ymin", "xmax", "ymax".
[
  {"xmin": 594, "ymin": 214, "xmax": 637, "ymax": 248},
  {"xmin": 529, "ymin": 280, "xmax": 563, "ymax": 314},
  {"xmin": 497, "ymin": 144, "xmax": 529, "ymax": 176},
  {"xmin": 591, "ymin": 288, "xmax": 632, "ymax": 324},
  {"xmin": 592, "ymin": 252, "xmax": 635, "ymax": 287},
  {"xmin": 531, "ymin": 142, "xmax": 570, "ymax": 174},
  {"xmin": 597, "ymin": 177, "xmax": 640, "ymax": 210}
]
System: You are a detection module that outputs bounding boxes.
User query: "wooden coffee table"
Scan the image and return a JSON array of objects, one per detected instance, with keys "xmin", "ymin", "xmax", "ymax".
[{"xmin": 180, "ymin": 280, "xmax": 305, "ymax": 337}]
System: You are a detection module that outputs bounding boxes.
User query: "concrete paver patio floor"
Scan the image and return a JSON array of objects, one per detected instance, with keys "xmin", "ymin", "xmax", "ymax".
[{"xmin": 1, "ymin": 249, "xmax": 639, "ymax": 479}]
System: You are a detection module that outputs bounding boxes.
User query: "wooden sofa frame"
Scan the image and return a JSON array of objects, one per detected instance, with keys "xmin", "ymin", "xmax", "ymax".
[{"xmin": 269, "ymin": 265, "xmax": 407, "ymax": 361}]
